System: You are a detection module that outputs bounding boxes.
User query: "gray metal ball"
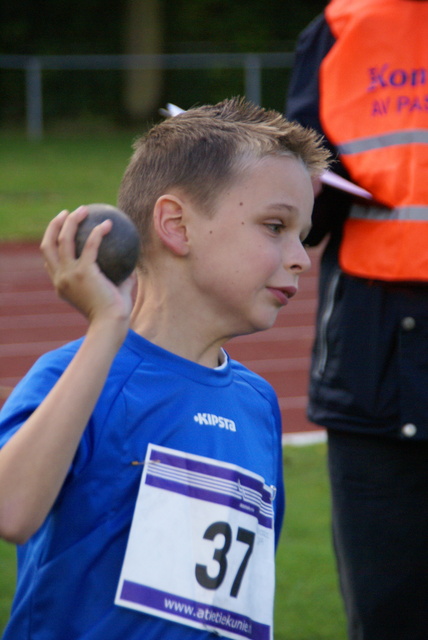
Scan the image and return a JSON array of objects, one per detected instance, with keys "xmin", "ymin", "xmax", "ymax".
[{"xmin": 75, "ymin": 204, "xmax": 140, "ymax": 285}]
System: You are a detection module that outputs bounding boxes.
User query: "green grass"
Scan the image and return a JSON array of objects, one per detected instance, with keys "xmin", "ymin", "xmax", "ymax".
[
  {"xmin": 0, "ymin": 129, "xmax": 142, "ymax": 241},
  {"xmin": 0, "ymin": 445, "xmax": 347, "ymax": 638},
  {"xmin": 276, "ymin": 444, "xmax": 347, "ymax": 640},
  {"xmin": 0, "ymin": 538, "xmax": 15, "ymax": 632}
]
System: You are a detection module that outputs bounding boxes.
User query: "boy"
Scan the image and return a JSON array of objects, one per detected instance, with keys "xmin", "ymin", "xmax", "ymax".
[{"xmin": 0, "ymin": 98, "xmax": 329, "ymax": 640}]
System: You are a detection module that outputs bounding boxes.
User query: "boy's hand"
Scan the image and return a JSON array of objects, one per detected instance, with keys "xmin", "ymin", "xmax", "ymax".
[{"xmin": 41, "ymin": 207, "xmax": 136, "ymax": 335}]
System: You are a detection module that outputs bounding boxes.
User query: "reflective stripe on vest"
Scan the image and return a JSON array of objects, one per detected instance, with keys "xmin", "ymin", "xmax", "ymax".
[
  {"xmin": 321, "ymin": 0, "xmax": 428, "ymax": 281},
  {"xmin": 350, "ymin": 204, "xmax": 428, "ymax": 222},
  {"xmin": 338, "ymin": 130, "xmax": 428, "ymax": 156}
]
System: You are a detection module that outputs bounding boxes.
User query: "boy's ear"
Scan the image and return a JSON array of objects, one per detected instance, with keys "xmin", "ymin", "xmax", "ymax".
[{"xmin": 153, "ymin": 195, "xmax": 189, "ymax": 256}]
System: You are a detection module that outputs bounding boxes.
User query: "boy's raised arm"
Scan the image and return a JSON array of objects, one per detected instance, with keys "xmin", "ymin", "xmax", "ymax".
[{"xmin": 0, "ymin": 208, "xmax": 135, "ymax": 544}]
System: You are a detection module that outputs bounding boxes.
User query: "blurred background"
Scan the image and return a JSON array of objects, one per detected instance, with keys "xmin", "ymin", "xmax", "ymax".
[{"xmin": 0, "ymin": 0, "xmax": 326, "ymax": 134}]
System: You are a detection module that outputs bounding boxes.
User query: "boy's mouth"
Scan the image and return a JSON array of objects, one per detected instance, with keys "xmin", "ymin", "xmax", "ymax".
[{"xmin": 266, "ymin": 286, "xmax": 297, "ymax": 306}]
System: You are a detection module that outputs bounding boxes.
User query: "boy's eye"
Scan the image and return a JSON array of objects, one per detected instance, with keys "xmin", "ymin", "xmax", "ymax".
[{"xmin": 265, "ymin": 222, "xmax": 284, "ymax": 234}]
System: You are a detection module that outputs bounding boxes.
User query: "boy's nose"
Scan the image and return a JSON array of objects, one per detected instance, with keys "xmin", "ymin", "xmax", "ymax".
[{"xmin": 285, "ymin": 241, "xmax": 312, "ymax": 274}]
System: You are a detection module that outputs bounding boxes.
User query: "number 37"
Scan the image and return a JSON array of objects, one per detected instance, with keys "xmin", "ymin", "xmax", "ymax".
[{"xmin": 195, "ymin": 521, "xmax": 255, "ymax": 598}]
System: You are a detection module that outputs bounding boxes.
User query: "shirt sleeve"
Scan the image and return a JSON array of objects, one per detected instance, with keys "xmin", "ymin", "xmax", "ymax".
[
  {"xmin": 0, "ymin": 343, "xmax": 103, "ymax": 488},
  {"xmin": 0, "ymin": 350, "xmax": 70, "ymax": 448},
  {"xmin": 263, "ymin": 388, "xmax": 286, "ymax": 549}
]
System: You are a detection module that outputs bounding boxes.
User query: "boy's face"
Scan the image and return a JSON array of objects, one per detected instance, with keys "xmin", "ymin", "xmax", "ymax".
[{"xmin": 186, "ymin": 154, "xmax": 313, "ymax": 337}]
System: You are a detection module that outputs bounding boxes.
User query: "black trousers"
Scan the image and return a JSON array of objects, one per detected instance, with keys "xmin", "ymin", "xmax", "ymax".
[{"xmin": 328, "ymin": 430, "xmax": 428, "ymax": 640}]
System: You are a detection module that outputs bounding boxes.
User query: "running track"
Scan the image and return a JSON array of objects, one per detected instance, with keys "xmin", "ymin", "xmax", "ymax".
[{"xmin": 0, "ymin": 242, "xmax": 326, "ymax": 443}]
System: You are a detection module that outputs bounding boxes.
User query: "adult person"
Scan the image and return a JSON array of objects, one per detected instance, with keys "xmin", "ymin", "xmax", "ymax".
[{"xmin": 286, "ymin": 1, "xmax": 428, "ymax": 639}]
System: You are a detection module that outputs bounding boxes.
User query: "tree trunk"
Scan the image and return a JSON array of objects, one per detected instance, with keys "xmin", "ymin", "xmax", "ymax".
[{"xmin": 123, "ymin": 0, "xmax": 163, "ymax": 120}]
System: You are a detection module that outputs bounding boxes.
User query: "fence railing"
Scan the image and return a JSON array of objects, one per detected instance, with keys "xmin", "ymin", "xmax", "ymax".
[{"xmin": 0, "ymin": 52, "xmax": 295, "ymax": 140}]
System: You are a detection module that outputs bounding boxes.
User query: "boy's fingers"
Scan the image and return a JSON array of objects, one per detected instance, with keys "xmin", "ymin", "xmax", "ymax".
[
  {"xmin": 56, "ymin": 206, "xmax": 89, "ymax": 263},
  {"xmin": 77, "ymin": 219, "xmax": 113, "ymax": 266},
  {"xmin": 40, "ymin": 210, "xmax": 69, "ymax": 272}
]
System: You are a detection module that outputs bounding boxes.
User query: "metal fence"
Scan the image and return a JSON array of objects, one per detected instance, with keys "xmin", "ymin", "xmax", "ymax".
[{"xmin": 0, "ymin": 52, "xmax": 295, "ymax": 140}]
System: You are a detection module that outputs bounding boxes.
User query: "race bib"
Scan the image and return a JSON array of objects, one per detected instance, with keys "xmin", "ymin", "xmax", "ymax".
[{"xmin": 115, "ymin": 444, "xmax": 276, "ymax": 640}]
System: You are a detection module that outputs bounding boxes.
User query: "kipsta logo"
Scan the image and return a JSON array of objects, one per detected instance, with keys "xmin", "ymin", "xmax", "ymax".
[{"xmin": 193, "ymin": 413, "xmax": 236, "ymax": 432}]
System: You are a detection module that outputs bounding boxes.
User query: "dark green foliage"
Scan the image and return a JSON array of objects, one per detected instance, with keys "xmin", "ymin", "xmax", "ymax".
[
  {"xmin": 164, "ymin": 0, "xmax": 326, "ymax": 52},
  {"xmin": 0, "ymin": 0, "xmax": 122, "ymax": 54},
  {"xmin": 163, "ymin": 0, "xmax": 326, "ymax": 111},
  {"xmin": 0, "ymin": 0, "xmax": 327, "ymax": 127},
  {"xmin": 0, "ymin": 0, "xmax": 123, "ymax": 125}
]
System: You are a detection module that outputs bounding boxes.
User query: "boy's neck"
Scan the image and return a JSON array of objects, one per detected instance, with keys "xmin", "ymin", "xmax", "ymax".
[{"xmin": 130, "ymin": 279, "xmax": 227, "ymax": 369}]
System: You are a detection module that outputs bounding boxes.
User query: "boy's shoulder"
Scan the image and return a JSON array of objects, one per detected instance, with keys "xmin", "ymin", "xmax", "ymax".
[{"xmin": 229, "ymin": 357, "xmax": 279, "ymax": 407}]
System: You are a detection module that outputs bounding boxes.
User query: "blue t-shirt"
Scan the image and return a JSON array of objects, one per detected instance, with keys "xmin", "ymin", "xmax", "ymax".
[{"xmin": 0, "ymin": 330, "xmax": 284, "ymax": 640}]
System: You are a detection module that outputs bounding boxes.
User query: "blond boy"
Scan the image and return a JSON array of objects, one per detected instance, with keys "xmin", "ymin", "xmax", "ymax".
[{"xmin": 0, "ymin": 98, "xmax": 328, "ymax": 640}]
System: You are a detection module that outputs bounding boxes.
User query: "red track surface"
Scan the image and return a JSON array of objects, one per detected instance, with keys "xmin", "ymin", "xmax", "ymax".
[{"xmin": 0, "ymin": 242, "xmax": 325, "ymax": 437}]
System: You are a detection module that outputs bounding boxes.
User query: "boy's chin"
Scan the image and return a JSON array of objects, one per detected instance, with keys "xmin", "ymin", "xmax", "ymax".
[{"xmin": 244, "ymin": 313, "xmax": 281, "ymax": 335}]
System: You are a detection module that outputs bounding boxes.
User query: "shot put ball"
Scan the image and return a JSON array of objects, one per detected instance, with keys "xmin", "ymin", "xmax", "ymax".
[{"xmin": 75, "ymin": 204, "xmax": 140, "ymax": 285}]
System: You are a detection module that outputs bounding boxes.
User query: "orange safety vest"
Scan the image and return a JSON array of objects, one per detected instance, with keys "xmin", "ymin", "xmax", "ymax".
[{"xmin": 320, "ymin": 0, "xmax": 428, "ymax": 281}]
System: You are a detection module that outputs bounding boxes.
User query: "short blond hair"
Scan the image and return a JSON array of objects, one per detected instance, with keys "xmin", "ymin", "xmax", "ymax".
[{"xmin": 118, "ymin": 97, "xmax": 330, "ymax": 250}]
